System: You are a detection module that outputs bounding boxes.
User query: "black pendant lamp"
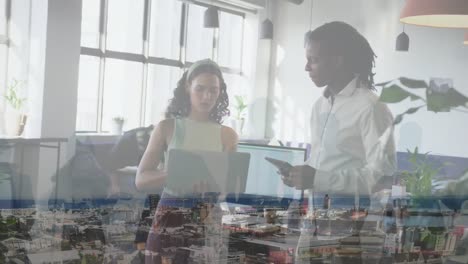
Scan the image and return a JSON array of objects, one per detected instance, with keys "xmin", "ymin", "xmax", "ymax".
[
  {"xmin": 204, "ymin": 6, "xmax": 219, "ymax": 28},
  {"xmin": 396, "ymin": 24, "xmax": 410, "ymax": 51},
  {"xmin": 260, "ymin": 1, "xmax": 273, "ymax": 39},
  {"xmin": 260, "ymin": 19, "xmax": 274, "ymax": 39}
]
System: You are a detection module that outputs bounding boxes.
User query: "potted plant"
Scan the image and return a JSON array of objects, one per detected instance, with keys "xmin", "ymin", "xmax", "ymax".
[
  {"xmin": 3, "ymin": 79, "xmax": 27, "ymax": 136},
  {"xmin": 400, "ymin": 147, "xmax": 442, "ymax": 201},
  {"xmin": 111, "ymin": 116, "xmax": 125, "ymax": 135},
  {"xmin": 110, "ymin": 116, "xmax": 125, "ymax": 135},
  {"xmin": 231, "ymin": 95, "xmax": 248, "ymax": 135},
  {"xmin": 376, "ymin": 77, "xmax": 466, "ymax": 205}
]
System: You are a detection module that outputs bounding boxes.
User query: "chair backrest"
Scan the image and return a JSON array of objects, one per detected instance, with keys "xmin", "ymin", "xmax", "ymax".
[{"xmin": 107, "ymin": 125, "xmax": 154, "ymax": 171}]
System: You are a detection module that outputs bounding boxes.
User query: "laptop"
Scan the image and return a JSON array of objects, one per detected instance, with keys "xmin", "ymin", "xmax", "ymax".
[{"xmin": 166, "ymin": 149, "xmax": 250, "ymax": 196}]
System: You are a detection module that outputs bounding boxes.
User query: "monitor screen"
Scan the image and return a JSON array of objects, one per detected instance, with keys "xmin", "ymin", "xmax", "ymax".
[{"xmin": 237, "ymin": 143, "xmax": 307, "ymax": 199}]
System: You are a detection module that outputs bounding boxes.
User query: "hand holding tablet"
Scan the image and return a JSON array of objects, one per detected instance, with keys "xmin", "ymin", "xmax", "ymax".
[
  {"xmin": 266, "ymin": 157, "xmax": 316, "ymax": 189},
  {"xmin": 265, "ymin": 157, "xmax": 293, "ymax": 175}
]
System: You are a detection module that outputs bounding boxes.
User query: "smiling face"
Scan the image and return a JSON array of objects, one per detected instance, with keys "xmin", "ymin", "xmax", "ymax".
[
  {"xmin": 304, "ymin": 40, "xmax": 340, "ymax": 88},
  {"xmin": 187, "ymin": 72, "xmax": 221, "ymax": 115}
]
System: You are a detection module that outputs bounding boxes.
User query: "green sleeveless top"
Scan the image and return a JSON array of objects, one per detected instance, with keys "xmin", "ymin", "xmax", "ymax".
[{"xmin": 166, "ymin": 118, "xmax": 223, "ymax": 159}]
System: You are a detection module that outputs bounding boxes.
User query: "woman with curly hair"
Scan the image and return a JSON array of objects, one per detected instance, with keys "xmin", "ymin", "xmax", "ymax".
[{"xmin": 136, "ymin": 59, "xmax": 237, "ymax": 263}]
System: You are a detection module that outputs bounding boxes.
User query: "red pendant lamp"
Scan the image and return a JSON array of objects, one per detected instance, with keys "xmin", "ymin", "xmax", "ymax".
[{"xmin": 400, "ymin": 0, "xmax": 468, "ymax": 28}]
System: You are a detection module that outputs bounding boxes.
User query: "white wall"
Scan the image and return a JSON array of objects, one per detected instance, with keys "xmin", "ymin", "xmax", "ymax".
[
  {"xmin": 26, "ymin": 0, "xmax": 46, "ymax": 139},
  {"xmin": 267, "ymin": 0, "xmax": 468, "ymax": 158},
  {"xmin": 243, "ymin": 9, "xmax": 271, "ymax": 139},
  {"xmin": 37, "ymin": 0, "xmax": 81, "ymax": 200},
  {"xmin": 4, "ymin": 0, "xmax": 81, "ymax": 201},
  {"xmin": 264, "ymin": 0, "xmax": 315, "ymax": 143}
]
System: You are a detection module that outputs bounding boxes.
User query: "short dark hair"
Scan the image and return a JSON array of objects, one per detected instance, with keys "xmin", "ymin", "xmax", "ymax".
[{"xmin": 305, "ymin": 21, "xmax": 377, "ymax": 90}]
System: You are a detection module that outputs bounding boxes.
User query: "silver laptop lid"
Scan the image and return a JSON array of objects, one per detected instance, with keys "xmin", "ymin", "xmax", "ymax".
[{"xmin": 166, "ymin": 149, "xmax": 250, "ymax": 196}]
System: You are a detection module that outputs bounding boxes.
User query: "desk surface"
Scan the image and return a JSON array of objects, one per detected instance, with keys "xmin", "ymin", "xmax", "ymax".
[
  {"xmin": 0, "ymin": 137, "xmax": 68, "ymax": 144},
  {"xmin": 116, "ymin": 166, "xmax": 138, "ymax": 175},
  {"xmin": 245, "ymin": 235, "xmax": 339, "ymax": 249}
]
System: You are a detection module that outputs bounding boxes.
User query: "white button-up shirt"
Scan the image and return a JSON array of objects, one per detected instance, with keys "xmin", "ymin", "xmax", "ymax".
[{"xmin": 307, "ymin": 77, "xmax": 397, "ymax": 196}]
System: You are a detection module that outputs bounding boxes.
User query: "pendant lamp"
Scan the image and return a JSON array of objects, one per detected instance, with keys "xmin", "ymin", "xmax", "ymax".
[
  {"xmin": 260, "ymin": 0, "xmax": 273, "ymax": 39},
  {"xmin": 400, "ymin": 0, "xmax": 468, "ymax": 28},
  {"xmin": 396, "ymin": 24, "xmax": 410, "ymax": 51},
  {"xmin": 260, "ymin": 19, "xmax": 273, "ymax": 39},
  {"xmin": 204, "ymin": 6, "xmax": 219, "ymax": 28}
]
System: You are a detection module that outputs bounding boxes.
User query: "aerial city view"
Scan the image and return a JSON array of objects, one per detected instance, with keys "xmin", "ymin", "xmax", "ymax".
[
  {"xmin": 1, "ymin": 190, "xmax": 467, "ymax": 263},
  {"xmin": 2, "ymin": 0, "xmax": 468, "ymax": 263}
]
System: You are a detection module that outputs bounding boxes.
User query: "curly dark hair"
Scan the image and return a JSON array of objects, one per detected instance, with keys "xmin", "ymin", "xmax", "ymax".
[
  {"xmin": 165, "ymin": 63, "xmax": 230, "ymax": 124},
  {"xmin": 305, "ymin": 21, "xmax": 377, "ymax": 91}
]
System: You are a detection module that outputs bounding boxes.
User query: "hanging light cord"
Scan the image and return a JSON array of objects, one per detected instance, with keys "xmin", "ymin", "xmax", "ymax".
[
  {"xmin": 266, "ymin": 0, "xmax": 270, "ymax": 19},
  {"xmin": 309, "ymin": 0, "xmax": 314, "ymax": 30}
]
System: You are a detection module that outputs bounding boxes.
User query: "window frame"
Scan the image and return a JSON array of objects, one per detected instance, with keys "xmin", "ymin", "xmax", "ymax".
[
  {"xmin": 76, "ymin": 0, "xmax": 244, "ymax": 133},
  {"xmin": 0, "ymin": 0, "xmax": 11, "ymax": 92}
]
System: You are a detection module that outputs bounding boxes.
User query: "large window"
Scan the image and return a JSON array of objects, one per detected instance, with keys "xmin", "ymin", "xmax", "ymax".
[
  {"xmin": 0, "ymin": 0, "xmax": 10, "ymax": 91},
  {"xmin": 76, "ymin": 0, "xmax": 245, "ymax": 133}
]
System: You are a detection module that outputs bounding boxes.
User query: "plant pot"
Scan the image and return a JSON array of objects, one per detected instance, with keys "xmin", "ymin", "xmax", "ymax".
[
  {"xmin": 111, "ymin": 121, "xmax": 124, "ymax": 135},
  {"xmin": 230, "ymin": 118, "xmax": 245, "ymax": 135},
  {"xmin": 4, "ymin": 109, "xmax": 27, "ymax": 137}
]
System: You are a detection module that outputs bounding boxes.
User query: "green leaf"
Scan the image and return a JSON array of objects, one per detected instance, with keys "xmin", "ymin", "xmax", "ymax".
[
  {"xmin": 379, "ymin": 84, "xmax": 421, "ymax": 103},
  {"xmin": 426, "ymin": 88, "xmax": 468, "ymax": 112},
  {"xmin": 234, "ymin": 95, "xmax": 243, "ymax": 106},
  {"xmin": 3, "ymin": 79, "xmax": 26, "ymax": 111},
  {"xmin": 233, "ymin": 95, "xmax": 248, "ymax": 119},
  {"xmin": 408, "ymin": 147, "xmax": 419, "ymax": 165},
  {"xmin": 380, "ymin": 84, "xmax": 409, "ymax": 103},
  {"xmin": 375, "ymin": 80, "xmax": 392, "ymax": 87},
  {"xmin": 393, "ymin": 114, "xmax": 404, "ymax": 125},
  {"xmin": 392, "ymin": 106, "xmax": 423, "ymax": 125},
  {"xmin": 405, "ymin": 106, "xmax": 423, "ymax": 115},
  {"xmin": 399, "ymin": 77, "xmax": 428, "ymax": 89}
]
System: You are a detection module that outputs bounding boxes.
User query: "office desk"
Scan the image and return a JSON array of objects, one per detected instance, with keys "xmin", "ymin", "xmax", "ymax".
[{"xmin": 0, "ymin": 137, "xmax": 67, "ymax": 206}]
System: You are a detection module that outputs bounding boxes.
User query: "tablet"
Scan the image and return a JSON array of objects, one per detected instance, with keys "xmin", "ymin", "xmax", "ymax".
[{"xmin": 265, "ymin": 157, "xmax": 293, "ymax": 174}]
